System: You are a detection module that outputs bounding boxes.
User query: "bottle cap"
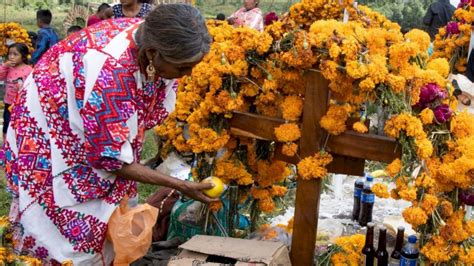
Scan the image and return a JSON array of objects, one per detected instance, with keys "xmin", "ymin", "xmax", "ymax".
[
  {"xmin": 408, "ymin": 235, "xmax": 417, "ymax": 244},
  {"xmin": 379, "ymin": 225, "xmax": 387, "ymax": 231},
  {"xmin": 397, "ymin": 226, "xmax": 405, "ymax": 231},
  {"xmin": 367, "ymin": 222, "xmax": 375, "ymax": 228},
  {"xmin": 366, "ymin": 175, "xmax": 374, "ymax": 182}
]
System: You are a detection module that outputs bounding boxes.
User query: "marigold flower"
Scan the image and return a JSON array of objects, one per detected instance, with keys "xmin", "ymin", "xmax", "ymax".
[
  {"xmin": 274, "ymin": 123, "xmax": 301, "ymax": 142},
  {"xmin": 399, "ymin": 187, "xmax": 417, "ymax": 202},
  {"xmin": 281, "ymin": 95, "xmax": 304, "ymax": 121},
  {"xmin": 420, "ymin": 236, "xmax": 456, "ymax": 263},
  {"xmin": 297, "ymin": 152, "xmax": 333, "ymax": 180},
  {"xmin": 385, "ymin": 158, "xmax": 402, "ymax": 177},
  {"xmin": 420, "ymin": 194, "xmax": 438, "ymax": 214},
  {"xmin": 440, "ymin": 211, "xmax": 470, "ymax": 243},
  {"xmin": 320, "ymin": 104, "xmax": 349, "ymax": 135},
  {"xmin": 419, "ymin": 108, "xmax": 434, "ymax": 125},
  {"xmin": 258, "ymin": 197, "xmax": 275, "ymax": 213},
  {"xmin": 372, "ymin": 183, "xmax": 390, "ymax": 198},
  {"xmin": 402, "ymin": 206, "xmax": 428, "ymax": 228},
  {"xmin": 271, "ymin": 185, "xmax": 288, "ymax": 197},
  {"xmin": 440, "ymin": 200, "xmax": 454, "ymax": 218},
  {"xmin": 427, "ymin": 58, "xmax": 450, "ymax": 78},
  {"xmin": 282, "ymin": 143, "xmax": 298, "ymax": 157},
  {"xmin": 353, "ymin": 121, "xmax": 368, "ymax": 133}
]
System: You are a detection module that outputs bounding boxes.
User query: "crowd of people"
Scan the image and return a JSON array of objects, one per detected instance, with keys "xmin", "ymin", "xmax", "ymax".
[{"xmin": 0, "ymin": 0, "xmax": 472, "ymax": 264}]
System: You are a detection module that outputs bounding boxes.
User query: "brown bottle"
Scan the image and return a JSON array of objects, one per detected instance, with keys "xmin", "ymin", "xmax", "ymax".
[
  {"xmin": 375, "ymin": 226, "xmax": 389, "ymax": 266},
  {"xmin": 362, "ymin": 222, "xmax": 376, "ymax": 266},
  {"xmin": 389, "ymin": 226, "xmax": 405, "ymax": 265}
]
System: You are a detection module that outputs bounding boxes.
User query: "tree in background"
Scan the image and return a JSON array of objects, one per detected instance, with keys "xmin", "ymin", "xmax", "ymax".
[{"xmin": 359, "ymin": 0, "xmax": 435, "ymax": 31}]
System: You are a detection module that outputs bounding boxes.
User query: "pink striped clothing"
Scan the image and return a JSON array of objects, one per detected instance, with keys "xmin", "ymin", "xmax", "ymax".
[
  {"xmin": 229, "ymin": 7, "xmax": 264, "ymax": 32},
  {"xmin": 0, "ymin": 64, "xmax": 32, "ymax": 104}
]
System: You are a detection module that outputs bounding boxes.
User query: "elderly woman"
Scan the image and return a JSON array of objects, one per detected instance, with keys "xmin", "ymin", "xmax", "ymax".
[
  {"xmin": 228, "ymin": 0, "xmax": 264, "ymax": 31},
  {"xmin": 106, "ymin": 0, "xmax": 153, "ymax": 18},
  {"xmin": 3, "ymin": 4, "xmax": 213, "ymax": 265}
]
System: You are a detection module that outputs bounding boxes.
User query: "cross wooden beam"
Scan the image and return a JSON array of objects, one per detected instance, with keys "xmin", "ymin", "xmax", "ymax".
[{"xmin": 229, "ymin": 71, "xmax": 401, "ymax": 265}]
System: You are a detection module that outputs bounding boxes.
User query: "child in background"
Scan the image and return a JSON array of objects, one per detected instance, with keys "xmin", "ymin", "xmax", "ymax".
[
  {"xmin": 31, "ymin": 10, "xmax": 59, "ymax": 65},
  {"xmin": 87, "ymin": 3, "xmax": 112, "ymax": 27},
  {"xmin": 0, "ymin": 43, "xmax": 32, "ymax": 139},
  {"xmin": 67, "ymin": 25, "xmax": 82, "ymax": 37}
]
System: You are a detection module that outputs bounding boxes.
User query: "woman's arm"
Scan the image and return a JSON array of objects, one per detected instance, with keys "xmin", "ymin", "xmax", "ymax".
[{"xmin": 114, "ymin": 162, "xmax": 217, "ymax": 203}]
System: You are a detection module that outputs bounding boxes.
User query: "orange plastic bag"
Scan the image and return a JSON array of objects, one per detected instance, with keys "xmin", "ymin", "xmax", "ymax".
[{"xmin": 107, "ymin": 196, "xmax": 159, "ymax": 266}]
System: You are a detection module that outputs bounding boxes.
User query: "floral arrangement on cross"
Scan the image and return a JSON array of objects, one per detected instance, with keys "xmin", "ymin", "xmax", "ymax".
[
  {"xmin": 155, "ymin": 0, "xmax": 474, "ymax": 264},
  {"xmin": 0, "ymin": 22, "xmax": 33, "ymax": 58},
  {"xmin": 432, "ymin": 0, "xmax": 474, "ymax": 73}
]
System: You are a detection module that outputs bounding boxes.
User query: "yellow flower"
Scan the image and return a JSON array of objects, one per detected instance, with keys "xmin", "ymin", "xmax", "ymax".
[
  {"xmin": 440, "ymin": 211, "xmax": 470, "ymax": 243},
  {"xmin": 458, "ymin": 247, "xmax": 474, "ymax": 264},
  {"xmin": 419, "ymin": 108, "xmax": 434, "ymax": 125},
  {"xmin": 282, "ymin": 143, "xmax": 298, "ymax": 157},
  {"xmin": 402, "ymin": 206, "xmax": 428, "ymax": 228},
  {"xmin": 415, "ymin": 138, "xmax": 433, "ymax": 160},
  {"xmin": 427, "ymin": 58, "xmax": 450, "ymax": 78},
  {"xmin": 352, "ymin": 121, "xmax": 368, "ymax": 133},
  {"xmin": 420, "ymin": 236, "xmax": 456, "ymax": 263},
  {"xmin": 297, "ymin": 152, "xmax": 333, "ymax": 180},
  {"xmin": 440, "ymin": 200, "xmax": 454, "ymax": 218},
  {"xmin": 450, "ymin": 111, "xmax": 474, "ymax": 138},
  {"xmin": 372, "ymin": 183, "xmax": 390, "ymax": 198},
  {"xmin": 404, "ymin": 29, "xmax": 431, "ymax": 52},
  {"xmin": 320, "ymin": 104, "xmax": 349, "ymax": 135},
  {"xmin": 274, "ymin": 123, "xmax": 301, "ymax": 142},
  {"xmin": 271, "ymin": 185, "xmax": 288, "ymax": 197},
  {"xmin": 399, "ymin": 187, "xmax": 417, "ymax": 202},
  {"xmin": 414, "ymin": 173, "xmax": 436, "ymax": 190},
  {"xmin": 281, "ymin": 95, "xmax": 304, "ymax": 121},
  {"xmin": 385, "ymin": 158, "xmax": 402, "ymax": 177},
  {"xmin": 258, "ymin": 197, "xmax": 275, "ymax": 213},
  {"xmin": 420, "ymin": 194, "xmax": 438, "ymax": 215}
]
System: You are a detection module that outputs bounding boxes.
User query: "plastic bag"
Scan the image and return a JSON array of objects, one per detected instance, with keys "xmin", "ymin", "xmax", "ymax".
[{"xmin": 107, "ymin": 196, "xmax": 159, "ymax": 266}]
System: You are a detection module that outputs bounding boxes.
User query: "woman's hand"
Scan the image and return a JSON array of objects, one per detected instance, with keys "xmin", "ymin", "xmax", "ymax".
[
  {"xmin": 114, "ymin": 162, "xmax": 219, "ymax": 204},
  {"xmin": 181, "ymin": 181, "xmax": 219, "ymax": 203}
]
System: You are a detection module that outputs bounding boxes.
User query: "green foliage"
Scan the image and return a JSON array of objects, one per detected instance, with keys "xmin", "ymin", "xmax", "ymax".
[{"xmin": 360, "ymin": 0, "xmax": 435, "ymax": 31}]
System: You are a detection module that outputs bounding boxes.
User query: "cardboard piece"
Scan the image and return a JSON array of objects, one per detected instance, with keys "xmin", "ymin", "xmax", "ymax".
[{"xmin": 168, "ymin": 235, "xmax": 291, "ymax": 266}]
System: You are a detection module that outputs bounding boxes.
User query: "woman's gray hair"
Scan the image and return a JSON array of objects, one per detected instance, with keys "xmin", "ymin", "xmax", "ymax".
[{"xmin": 137, "ymin": 4, "xmax": 211, "ymax": 64}]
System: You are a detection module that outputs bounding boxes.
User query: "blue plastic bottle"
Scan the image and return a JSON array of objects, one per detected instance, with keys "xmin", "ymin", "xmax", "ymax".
[
  {"xmin": 399, "ymin": 235, "xmax": 419, "ymax": 266},
  {"xmin": 358, "ymin": 175, "xmax": 374, "ymax": 226}
]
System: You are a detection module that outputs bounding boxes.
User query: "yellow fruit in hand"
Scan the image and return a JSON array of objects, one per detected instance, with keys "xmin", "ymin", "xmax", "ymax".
[
  {"xmin": 201, "ymin": 176, "xmax": 225, "ymax": 198},
  {"xmin": 371, "ymin": 170, "xmax": 387, "ymax": 178}
]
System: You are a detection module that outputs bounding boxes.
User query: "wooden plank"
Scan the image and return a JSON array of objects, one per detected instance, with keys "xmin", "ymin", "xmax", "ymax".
[
  {"xmin": 290, "ymin": 72, "xmax": 329, "ymax": 266},
  {"xmin": 328, "ymin": 155, "xmax": 365, "ymax": 176},
  {"xmin": 326, "ymin": 130, "xmax": 401, "ymax": 163},
  {"xmin": 274, "ymin": 144, "xmax": 366, "ymax": 176},
  {"xmin": 230, "ymin": 111, "xmax": 285, "ymax": 141}
]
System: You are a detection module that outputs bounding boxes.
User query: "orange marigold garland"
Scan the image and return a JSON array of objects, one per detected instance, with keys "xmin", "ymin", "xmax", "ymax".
[{"xmin": 297, "ymin": 152, "xmax": 333, "ymax": 180}]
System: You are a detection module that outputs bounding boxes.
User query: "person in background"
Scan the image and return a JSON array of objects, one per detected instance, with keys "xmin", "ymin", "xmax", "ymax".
[
  {"xmin": 87, "ymin": 3, "xmax": 112, "ymax": 27},
  {"xmin": 0, "ymin": 43, "xmax": 32, "ymax": 139},
  {"xmin": 264, "ymin": 11, "xmax": 278, "ymax": 26},
  {"xmin": 228, "ymin": 0, "xmax": 263, "ymax": 32},
  {"xmin": 106, "ymin": 0, "xmax": 153, "ymax": 19},
  {"xmin": 67, "ymin": 25, "xmax": 82, "ymax": 36},
  {"xmin": 216, "ymin": 13, "xmax": 226, "ymax": 21},
  {"xmin": 31, "ymin": 10, "xmax": 59, "ymax": 65},
  {"xmin": 423, "ymin": 0, "xmax": 455, "ymax": 40},
  {"xmin": 466, "ymin": 49, "xmax": 474, "ymax": 82}
]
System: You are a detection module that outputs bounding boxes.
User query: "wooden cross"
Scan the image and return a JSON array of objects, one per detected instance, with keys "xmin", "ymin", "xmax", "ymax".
[{"xmin": 229, "ymin": 72, "xmax": 401, "ymax": 265}]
